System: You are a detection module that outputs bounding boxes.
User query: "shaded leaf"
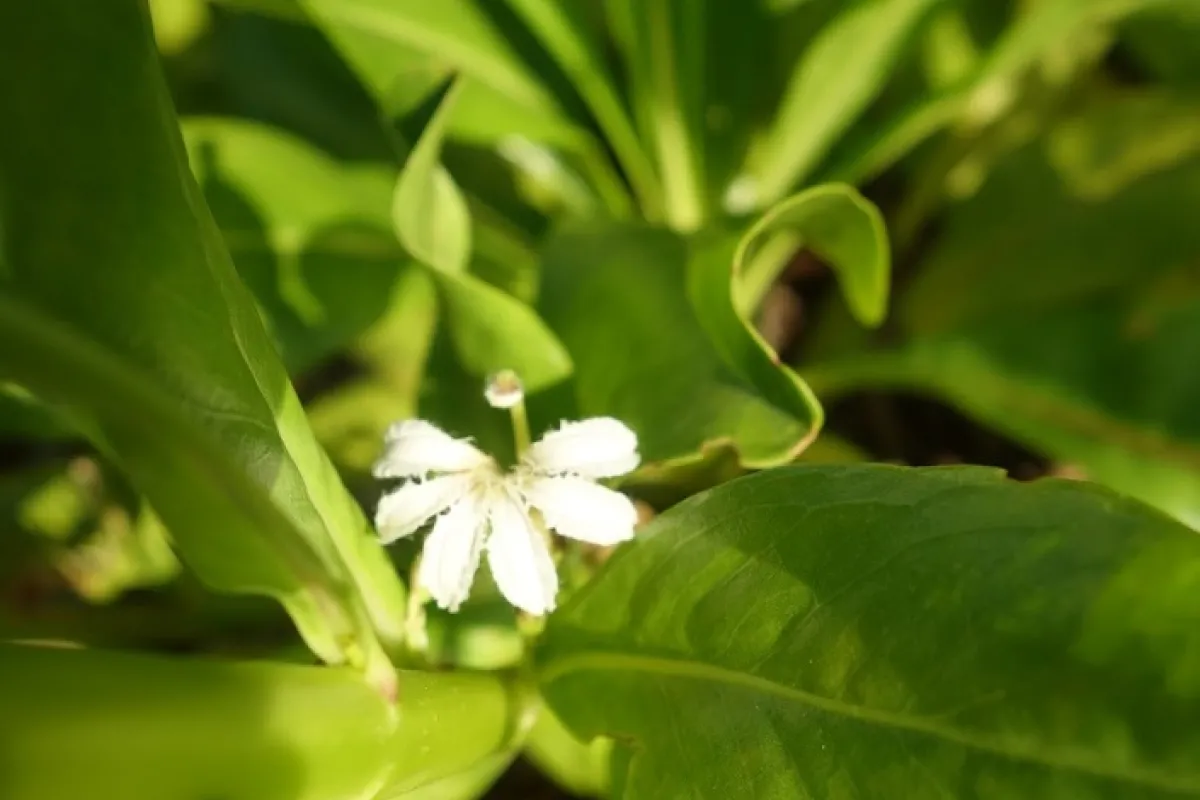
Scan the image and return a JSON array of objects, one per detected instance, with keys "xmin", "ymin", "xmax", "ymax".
[
  {"xmin": 218, "ymin": 0, "xmax": 589, "ymax": 147},
  {"xmin": 815, "ymin": 93, "xmax": 1200, "ymax": 526},
  {"xmin": 538, "ymin": 219, "xmax": 820, "ymax": 468},
  {"xmin": 1121, "ymin": 3, "xmax": 1200, "ymax": 88},
  {"xmin": 183, "ymin": 117, "xmax": 415, "ymax": 373},
  {"xmin": 0, "ymin": 386, "xmax": 73, "ymax": 441},
  {"xmin": 541, "ymin": 465, "xmax": 1200, "ymax": 798}
]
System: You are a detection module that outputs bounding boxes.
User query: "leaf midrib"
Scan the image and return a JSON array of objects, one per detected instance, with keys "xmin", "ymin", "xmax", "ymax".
[{"xmin": 541, "ymin": 650, "xmax": 1200, "ymax": 793}]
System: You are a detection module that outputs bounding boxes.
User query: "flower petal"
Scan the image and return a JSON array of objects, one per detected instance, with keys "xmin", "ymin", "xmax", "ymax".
[
  {"xmin": 417, "ymin": 493, "xmax": 487, "ymax": 612},
  {"xmin": 374, "ymin": 419, "xmax": 488, "ymax": 478},
  {"xmin": 375, "ymin": 474, "xmax": 473, "ymax": 544},
  {"xmin": 485, "ymin": 489, "xmax": 558, "ymax": 615},
  {"xmin": 527, "ymin": 418, "xmax": 639, "ymax": 478},
  {"xmin": 524, "ymin": 475, "xmax": 638, "ymax": 546}
]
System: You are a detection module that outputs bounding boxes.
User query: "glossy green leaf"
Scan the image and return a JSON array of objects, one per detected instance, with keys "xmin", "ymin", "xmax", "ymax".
[
  {"xmin": 393, "ymin": 77, "xmax": 472, "ymax": 275},
  {"xmin": 748, "ymin": 0, "xmax": 941, "ymax": 206},
  {"xmin": 538, "ymin": 219, "xmax": 821, "ymax": 468},
  {"xmin": 0, "ymin": 0, "xmax": 402, "ymax": 670},
  {"xmin": 540, "ymin": 464, "xmax": 1200, "ymax": 798},
  {"xmin": 0, "ymin": 643, "xmax": 518, "ymax": 800},
  {"xmin": 182, "ymin": 118, "xmax": 415, "ymax": 373}
]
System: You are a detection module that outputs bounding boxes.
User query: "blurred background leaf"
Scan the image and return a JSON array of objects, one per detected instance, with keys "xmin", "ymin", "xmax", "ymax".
[{"xmin": 808, "ymin": 90, "xmax": 1200, "ymax": 527}]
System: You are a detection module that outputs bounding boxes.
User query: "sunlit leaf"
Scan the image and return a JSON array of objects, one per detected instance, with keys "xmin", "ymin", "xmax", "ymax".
[
  {"xmin": 392, "ymin": 77, "xmax": 473, "ymax": 275},
  {"xmin": 0, "ymin": 643, "xmax": 520, "ymax": 800},
  {"xmin": 0, "ymin": 0, "xmax": 403, "ymax": 671},
  {"xmin": 541, "ymin": 465, "xmax": 1200, "ymax": 797}
]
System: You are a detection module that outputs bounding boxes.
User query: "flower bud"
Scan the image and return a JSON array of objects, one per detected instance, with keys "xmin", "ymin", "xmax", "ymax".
[{"xmin": 484, "ymin": 370, "xmax": 525, "ymax": 409}]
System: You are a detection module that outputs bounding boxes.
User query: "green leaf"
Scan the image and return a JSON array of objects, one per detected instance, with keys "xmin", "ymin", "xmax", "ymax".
[
  {"xmin": 540, "ymin": 464, "xmax": 1200, "ymax": 798},
  {"xmin": 813, "ymin": 92, "xmax": 1200, "ymax": 527},
  {"xmin": 434, "ymin": 270, "xmax": 573, "ymax": 392},
  {"xmin": 735, "ymin": 184, "xmax": 890, "ymax": 327},
  {"xmin": 0, "ymin": 643, "xmax": 519, "ymax": 800},
  {"xmin": 538, "ymin": 219, "xmax": 821, "ymax": 468},
  {"xmin": 0, "ymin": 385, "xmax": 73, "ymax": 441},
  {"xmin": 219, "ymin": 0, "xmax": 588, "ymax": 148},
  {"xmin": 1121, "ymin": 3, "xmax": 1200, "ymax": 88},
  {"xmin": 148, "ymin": 0, "xmax": 209, "ymax": 55},
  {"xmin": 502, "ymin": 0, "xmax": 662, "ymax": 219},
  {"xmin": 608, "ymin": 0, "xmax": 707, "ymax": 230},
  {"xmin": 825, "ymin": 0, "xmax": 1179, "ymax": 184},
  {"xmin": 524, "ymin": 704, "xmax": 611, "ymax": 798},
  {"xmin": 0, "ymin": 0, "xmax": 403, "ymax": 671},
  {"xmin": 393, "ymin": 73, "xmax": 572, "ymax": 392},
  {"xmin": 382, "ymin": 750, "xmax": 515, "ymax": 800},
  {"xmin": 207, "ymin": 11, "xmax": 397, "ymax": 161},
  {"xmin": 748, "ymin": 0, "xmax": 941, "ymax": 206},
  {"xmin": 182, "ymin": 117, "xmax": 416, "ymax": 373},
  {"xmin": 393, "ymin": 77, "xmax": 472, "ymax": 275}
]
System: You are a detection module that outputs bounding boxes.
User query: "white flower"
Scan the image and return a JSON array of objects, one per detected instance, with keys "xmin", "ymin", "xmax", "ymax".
[{"xmin": 374, "ymin": 418, "xmax": 640, "ymax": 615}]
